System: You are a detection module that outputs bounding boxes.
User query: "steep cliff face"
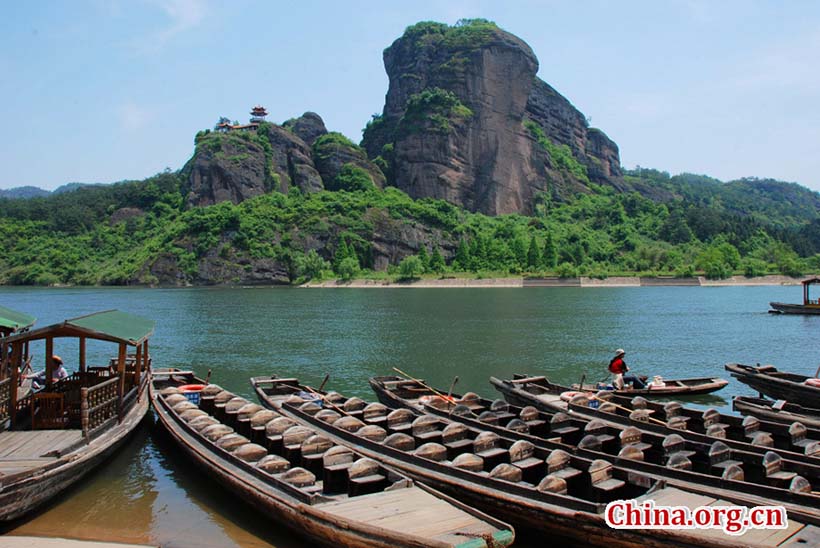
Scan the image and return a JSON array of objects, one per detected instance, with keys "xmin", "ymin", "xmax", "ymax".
[
  {"xmin": 186, "ymin": 134, "xmax": 270, "ymax": 207},
  {"xmin": 363, "ymin": 20, "xmax": 622, "ymax": 215},
  {"xmin": 186, "ymin": 114, "xmax": 384, "ymax": 206}
]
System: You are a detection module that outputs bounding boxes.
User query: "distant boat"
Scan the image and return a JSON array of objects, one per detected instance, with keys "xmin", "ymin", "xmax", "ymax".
[
  {"xmin": 769, "ymin": 277, "xmax": 820, "ymax": 314},
  {"xmin": 726, "ymin": 363, "xmax": 820, "ymax": 408}
]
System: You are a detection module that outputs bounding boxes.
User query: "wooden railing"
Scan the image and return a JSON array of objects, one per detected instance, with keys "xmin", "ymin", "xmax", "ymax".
[
  {"xmin": 0, "ymin": 377, "xmax": 10, "ymax": 423},
  {"xmin": 81, "ymin": 376, "xmax": 119, "ymax": 440}
]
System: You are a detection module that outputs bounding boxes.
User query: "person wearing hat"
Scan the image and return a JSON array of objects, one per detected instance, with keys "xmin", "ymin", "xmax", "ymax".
[
  {"xmin": 27, "ymin": 355, "xmax": 68, "ymax": 389},
  {"xmin": 608, "ymin": 349, "xmax": 646, "ymax": 390}
]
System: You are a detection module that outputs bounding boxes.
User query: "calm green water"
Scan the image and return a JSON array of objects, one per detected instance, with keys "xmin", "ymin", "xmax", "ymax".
[{"xmin": 0, "ymin": 286, "xmax": 815, "ymax": 547}]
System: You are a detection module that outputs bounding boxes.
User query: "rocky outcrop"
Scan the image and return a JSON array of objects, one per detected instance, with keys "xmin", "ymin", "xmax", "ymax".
[
  {"xmin": 186, "ymin": 134, "xmax": 269, "ymax": 207},
  {"xmin": 313, "ymin": 133, "xmax": 386, "ymax": 190},
  {"xmin": 262, "ymin": 124, "xmax": 324, "ymax": 194},
  {"xmin": 283, "ymin": 112, "xmax": 328, "ymax": 145},
  {"xmin": 186, "ymin": 124, "xmax": 324, "ymax": 207},
  {"xmin": 362, "ymin": 20, "xmax": 622, "ymax": 215}
]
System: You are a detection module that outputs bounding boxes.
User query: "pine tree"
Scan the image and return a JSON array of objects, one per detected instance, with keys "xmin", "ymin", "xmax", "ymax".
[
  {"xmin": 542, "ymin": 232, "xmax": 558, "ymax": 269},
  {"xmin": 417, "ymin": 245, "xmax": 430, "ymax": 272},
  {"xmin": 333, "ymin": 237, "xmax": 350, "ymax": 272},
  {"xmin": 454, "ymin": 240, "xmax": 470, "ymax": 270},
  {"xmin": 527, "ymin": 235, "xmax": 541, "ymax": 270},
  {"xmin": 429, "ymin": 247, "xmax": 446, "ymax": 274}
]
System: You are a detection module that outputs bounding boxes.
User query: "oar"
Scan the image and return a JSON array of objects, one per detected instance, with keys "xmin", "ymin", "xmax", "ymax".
[
  {"xmin": 392, "ymin": 367, "xmax": 454, "ymax": 403},
  {"xmin": 446, "ymin": 376, "xmax": 459, "ymax": 401},
  {"xmin": 585, "ymin": 393, "xmax": 682, "ymax": 429},
  {"xmin": 300, "ymin": 383, "xmax": 354, "ymax": 418},
  {"xmin": 318, "ymin": 373, "xmax": 330, "ymax": 392}
]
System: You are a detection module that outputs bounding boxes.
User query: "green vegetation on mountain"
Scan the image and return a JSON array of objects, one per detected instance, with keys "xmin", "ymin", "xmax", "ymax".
[{"xmin": 1, "ymin": 168, "xmax": 818, "ymax": 285}]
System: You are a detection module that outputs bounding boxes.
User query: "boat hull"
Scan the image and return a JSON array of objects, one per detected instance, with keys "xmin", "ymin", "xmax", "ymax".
[
  {"xmin": 0, "ymin": 389, "xmax": 149, "ymax": 522},
  {"xmin": 769, "ymin": 302, "xmax": 820, "ymax": 315},
  {"xmin": 153, "ymin": 372, "xmax": 513, "ymax": 548},
  {"xmin": 733, "ymin": 397, "xmax": 820, "ymax": 429},
  {"xmin": 726, "ymin": 363, "xmax": 820, "ymax": 409}
]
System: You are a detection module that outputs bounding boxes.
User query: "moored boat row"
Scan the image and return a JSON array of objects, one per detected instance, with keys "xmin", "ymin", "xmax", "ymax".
[{"xmin": 249, "ymin": 374, "xmax": 819, "ymax": 547}]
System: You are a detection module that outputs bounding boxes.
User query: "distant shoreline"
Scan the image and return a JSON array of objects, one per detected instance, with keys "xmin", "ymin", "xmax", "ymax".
[{"xmin": 304, "ymin": 274, "xmax": 809, "ymax": 288}]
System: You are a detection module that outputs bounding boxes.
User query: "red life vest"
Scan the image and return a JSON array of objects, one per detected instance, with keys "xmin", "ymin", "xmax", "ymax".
[{"xmin": 608, "ymin": 357, "xmax": 627, "ymax": 375}]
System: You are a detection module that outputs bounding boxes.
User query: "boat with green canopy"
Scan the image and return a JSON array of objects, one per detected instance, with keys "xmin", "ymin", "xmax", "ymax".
[
  {"xmin": 769, "ymin": 278, "xmax": 820, "ymax": 314},
  {"xmin": 0, "ymin": 309, "xmax": 154, "ymax": 522}
]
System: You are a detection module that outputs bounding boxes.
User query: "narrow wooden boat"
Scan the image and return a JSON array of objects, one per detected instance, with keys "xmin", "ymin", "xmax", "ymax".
[
  {"xmin": 769, "ymin": 278, "xmax": 820, "ymax": 314},
  {"xmin": 734, "ymin": 397, "xmax": 820, "ymax": 429},
  {"xmin": 726, "ymin": 363, "xmax": 820, "ymax": 408},
  {"xmin": 573, "ymin": 376, "xmax": 729, "ymax": 397},
  {"xmin": 253, "ymin": 375, "xmax": 819, "ymax": 547},
  {"xmin": 370, "ymin": 376, "xmax": 820, "ymax": 517},
  {"xmin": 490, "ymin": 374, "xmax": 820, "ymax": 465},
  {"xmin": 0, "ymin": 310, "xmax": 153, "ymax": 522},
  {"xmin": 152, "ymin": 369, "xmax": 514, "ymax": 548}
]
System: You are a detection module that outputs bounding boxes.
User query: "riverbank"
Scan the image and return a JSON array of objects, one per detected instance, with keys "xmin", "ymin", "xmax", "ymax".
[{"xmin": 304, "ymin": 274, "xmax": 810, "ymax": 288}]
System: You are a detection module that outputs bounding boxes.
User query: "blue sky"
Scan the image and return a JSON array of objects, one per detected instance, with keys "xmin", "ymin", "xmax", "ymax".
[{"xmin": 2, "ymin": 1, "xmax": 819, "ymax": 191}]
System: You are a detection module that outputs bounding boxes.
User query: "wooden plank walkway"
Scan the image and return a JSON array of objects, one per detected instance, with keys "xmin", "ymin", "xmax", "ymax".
[
  {"xmin": 0, "ymin": 431, "xmax": 83, "ymax": 476},
  {"xmin": 0, "ymin": 431, "xmax": 82, "ymax": 459},
  {"xmin": 318, "ymin": 486, "xmax": 499, "ymax": 544},
  {"xmin": 642, "ymin": 487, "xmax": 816, "ymax": 547}
]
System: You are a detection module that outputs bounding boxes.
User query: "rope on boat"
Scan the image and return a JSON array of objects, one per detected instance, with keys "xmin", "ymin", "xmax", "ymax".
[{"xmin": 455, "ymin": 531, "xmax": 497, "ymax": 548}]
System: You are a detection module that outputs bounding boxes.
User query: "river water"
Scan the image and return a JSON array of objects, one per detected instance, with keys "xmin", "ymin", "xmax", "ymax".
[{"xmin": 0, "ymin": 285, "xmax": 815, "ymax": 547}]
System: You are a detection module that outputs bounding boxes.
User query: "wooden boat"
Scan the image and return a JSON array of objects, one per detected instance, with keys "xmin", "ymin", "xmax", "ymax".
[
  {"xmin": 0, "ymin": 309, "xmax": 153, "ymax": 522},
  {"xmin": 370, "ymin": 375, "xmax": 820, "ymax": 515},
  {"xmin": 253, "ymin": 375, "xmax": 819, "ymax": 547},
  {"xmin": 152, "ymin": 369, "xmax": 514, "ymax": 548},
  {"xmin": 734, "ymin": 397, "xmax": 820, "ymax": 429},
  {"xmin": 490, "ymin": 374, "xmax": 820, "ymax": 465},
  {"xmin": 726, "ymin": 363, "xmax": 820, "ymax": 408},
  {"xmin": 769, "ymin": 277, "xmax": 820, "ymax": 314},
  {"xmin": 571, "ymin": 375, "xmax": 729, "ymax": 397}
]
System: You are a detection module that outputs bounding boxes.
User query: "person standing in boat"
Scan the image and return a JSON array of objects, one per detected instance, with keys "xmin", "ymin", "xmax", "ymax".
[{"xmin": 608, "ymin": 349, "xmax": 646, "ymax": 389}]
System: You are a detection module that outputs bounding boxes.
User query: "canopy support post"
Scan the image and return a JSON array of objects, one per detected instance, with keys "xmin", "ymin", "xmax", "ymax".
[
  {"xmin": 117, "ymin": 343, "xmax": 126, "ymax": 422},
  {"xmin": 79, "ymin": 337, "xmax": 86, "ymax": 374},
  {"xmin": 45, "ymin": 338, "xmax": 54, "ymax": 390}
]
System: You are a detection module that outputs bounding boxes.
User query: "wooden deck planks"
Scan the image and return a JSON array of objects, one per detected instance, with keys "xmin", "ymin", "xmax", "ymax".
[
  {"xmin": 0, "ymin": 431, "xmax": 82, "ymax": 461},
  {"xmin": 319, "ymin": 487, "xmax": 497, "ymax": 539}
]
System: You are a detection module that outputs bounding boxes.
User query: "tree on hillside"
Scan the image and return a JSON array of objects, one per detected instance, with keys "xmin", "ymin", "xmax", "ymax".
[
  {"xmin": 542, "ymin": 232, "xmax": 558, "ymax": 269},
  {"xmin": 527, "ymin": 235, "xmax": 541, "ymax": 269},
  {"xmin": 453, "ymin": 240, "xmax": 470, "ymax": 270},
  {"xmin": 429, "ymin": 247, "xmax": 446, "ymax": 274}
]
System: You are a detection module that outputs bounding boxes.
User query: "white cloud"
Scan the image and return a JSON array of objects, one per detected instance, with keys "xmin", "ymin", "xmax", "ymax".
[
  {"xmin": 119, "ymin": 102, "xmax": 153, "ymax": 131},
  {"xmin": 139, "ymin": 0, "xmax": 208, "ymax": 52}
]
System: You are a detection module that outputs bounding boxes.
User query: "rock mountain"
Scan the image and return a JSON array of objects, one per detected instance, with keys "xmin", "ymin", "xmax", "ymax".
[{"xmin": 184, "ymin": 20, "xmax": 620, "ymax": 216}]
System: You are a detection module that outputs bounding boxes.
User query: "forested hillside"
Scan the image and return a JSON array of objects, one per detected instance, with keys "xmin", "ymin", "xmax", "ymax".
[{"xmin": 1, "ymin": 166, "xmax": 817, "ymax": 285}]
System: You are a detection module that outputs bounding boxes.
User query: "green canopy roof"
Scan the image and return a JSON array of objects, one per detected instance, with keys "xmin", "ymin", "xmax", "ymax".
[
  {"xmin": 4, "ymin": 309, "xmax": 154, "ymax": 346},
  {"xmin": 67, "ymin": 310, "xmax": 155, "ymax": 344},
  {"xmin": 0, "ymin": 305, "xmax": 36, "ymax": 331}
]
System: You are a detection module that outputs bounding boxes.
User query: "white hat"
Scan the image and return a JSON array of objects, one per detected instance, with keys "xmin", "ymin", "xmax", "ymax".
[{"xmin": 614, "ymin": 349, "xmax": 625, "ymax": 357}]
